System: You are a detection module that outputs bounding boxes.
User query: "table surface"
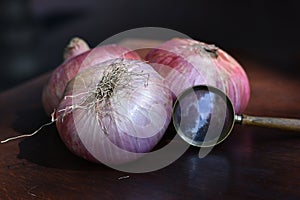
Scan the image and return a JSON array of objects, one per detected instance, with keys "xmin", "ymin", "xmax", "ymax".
[{"xmin": 0, "ymin": 53, "xmax": 300, "ymax": 200}]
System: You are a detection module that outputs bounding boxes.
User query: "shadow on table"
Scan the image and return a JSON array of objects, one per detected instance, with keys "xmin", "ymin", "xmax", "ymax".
[
  {"xmin": 12, "ymin": 105, "xmax": 108, "ymax": 171},
  {"xmin": 12, "ymin": 104, "xmax": 178, "ymax": 171}
]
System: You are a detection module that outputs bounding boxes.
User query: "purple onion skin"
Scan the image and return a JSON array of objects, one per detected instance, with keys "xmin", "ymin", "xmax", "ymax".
[
  {"xmin": 146, "ymin": 38, "xmax": 250, "ymax": 114},
  {"xmin": 56, "ymin": 59, "xmax": 173, "ymax": 165},
  {"xmin": 42, "ymin": 44, "xmax": 141, "ymax": 115}
]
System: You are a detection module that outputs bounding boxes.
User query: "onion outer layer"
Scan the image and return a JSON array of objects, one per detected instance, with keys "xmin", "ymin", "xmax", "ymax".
[
  {"xmin": 55, "ymin": 59, "xmax": 173, "ymax": 165},
  {"xmin": 146, "ymin": 38, "xmax": 250, "ymax": 114}
]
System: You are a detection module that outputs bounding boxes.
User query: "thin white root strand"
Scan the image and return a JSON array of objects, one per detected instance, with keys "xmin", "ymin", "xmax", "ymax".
[
  {"xmin": 118, "ymin": 175, "xmax": 130, "ymax": 180},
  {"xmin": 1, "ymin": 119, "xmax": 56, "ymax": 144}
]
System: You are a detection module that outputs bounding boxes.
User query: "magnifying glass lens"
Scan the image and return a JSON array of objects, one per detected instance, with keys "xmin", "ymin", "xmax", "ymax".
[{"xmin": 173, "ymin": 86, "xmax": 235, "ymax": 147}]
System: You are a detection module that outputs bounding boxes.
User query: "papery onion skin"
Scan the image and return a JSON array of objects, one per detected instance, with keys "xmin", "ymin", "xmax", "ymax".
[
  {"xmin": 56, "ymin": 59, "xmax": 173, "ymax": 165},
  {"xmin": 42, "ymin": 38, "xmax": 141, "ymax": 115},
  {"xmin": 145, "ymin": 38, "xmax": 250, "ymax": 114}
]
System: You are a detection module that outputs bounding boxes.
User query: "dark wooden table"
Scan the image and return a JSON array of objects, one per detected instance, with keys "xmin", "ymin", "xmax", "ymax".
[{"xmin": 0, "ymin": 55, "xmax": 300, "ymax": 199}]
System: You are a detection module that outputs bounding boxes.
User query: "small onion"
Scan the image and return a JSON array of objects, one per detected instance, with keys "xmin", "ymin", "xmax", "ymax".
[
  {"xmin": 146, "ymin": 38, "xmax": 250, "ymax": 114},
  {"xmin": 55, "ymin": 59, "xmax": 173, "ymax": 165},
  {"xmin": 42, "ymin": 38, "xmax": 141, "ymax": 115}
]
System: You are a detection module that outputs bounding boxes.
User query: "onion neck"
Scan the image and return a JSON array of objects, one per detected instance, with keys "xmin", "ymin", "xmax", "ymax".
[
  {"xmin": 63, "ymin": 37, "xmax": 90, "ymax": 61},
  {"xmin": 191, "ymin": 43, "xmax": 219, "ymax": 58}
]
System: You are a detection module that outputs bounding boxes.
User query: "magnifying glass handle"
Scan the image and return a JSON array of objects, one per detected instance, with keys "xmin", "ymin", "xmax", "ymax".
[{"xmin": 235, "ymin": 115, "xmax": 300, "ymax": 132}]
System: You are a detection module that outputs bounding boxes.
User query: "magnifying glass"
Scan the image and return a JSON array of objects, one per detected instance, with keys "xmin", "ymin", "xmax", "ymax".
[{"xmin": 172, "ymin": 85, "xmax": 300, "ymax": 147}]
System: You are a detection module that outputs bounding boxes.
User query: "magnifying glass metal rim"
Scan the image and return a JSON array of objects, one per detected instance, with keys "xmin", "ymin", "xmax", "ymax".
[{"xmin": 172, "ymin": 85, "xmax": 236, "ymax": 148}]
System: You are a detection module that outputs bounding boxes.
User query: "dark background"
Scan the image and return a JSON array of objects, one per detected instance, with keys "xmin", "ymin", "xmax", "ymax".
[{"xmin": 1, "ymin": 0, "xmax": 300, "ymax": 91}]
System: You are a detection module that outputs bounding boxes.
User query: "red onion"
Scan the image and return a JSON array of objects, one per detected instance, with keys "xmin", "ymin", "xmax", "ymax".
[
  {"xmin": 42, "ymin": 38, "xmax": 141, "ymax": 115},
  {"xmin": 146, "ymin": 38, "xmax": 250, "ymax": 114},
  {"xmin": 55, "ymin": 59, "xmax": 173, "ymax": 165}
]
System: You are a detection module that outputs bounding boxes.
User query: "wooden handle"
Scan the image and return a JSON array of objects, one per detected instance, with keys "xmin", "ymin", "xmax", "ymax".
[{"xmin": 240, "ymin": 115, "xmax": 300, "ymax": 132}]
